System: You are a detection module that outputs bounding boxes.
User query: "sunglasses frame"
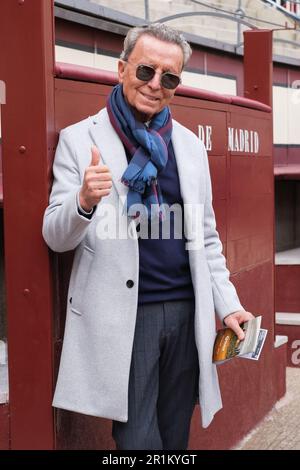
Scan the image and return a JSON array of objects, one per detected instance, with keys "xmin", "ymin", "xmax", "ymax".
[{"xmin": 125, "ymin": 61, "xmax": 181, "ymax": 90}]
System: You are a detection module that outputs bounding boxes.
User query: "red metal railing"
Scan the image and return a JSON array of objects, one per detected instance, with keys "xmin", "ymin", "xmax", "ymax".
[{"xmin": 55, "ymin": 62, "xmax": 272, "ymax": 112}]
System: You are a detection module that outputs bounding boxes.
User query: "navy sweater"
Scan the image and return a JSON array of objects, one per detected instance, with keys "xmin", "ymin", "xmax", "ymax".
[{"xmin": 126, "ymin": 143, "xmax": 194, "ymax": 305}]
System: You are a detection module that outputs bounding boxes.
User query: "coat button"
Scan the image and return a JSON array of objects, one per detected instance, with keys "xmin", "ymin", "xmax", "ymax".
[
  {"xmin": 126, "ymin": 280, "xmax": 134, "ymax": 288},
  {"xmin": 69, "ymin": 297, "xmax": 72, "ymax": 304}
]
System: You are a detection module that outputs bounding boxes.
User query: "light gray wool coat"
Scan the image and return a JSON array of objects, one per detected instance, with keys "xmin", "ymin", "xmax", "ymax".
[{"xmin": 42, "ymin": 108, "xmax": 244, "ymax": 428}]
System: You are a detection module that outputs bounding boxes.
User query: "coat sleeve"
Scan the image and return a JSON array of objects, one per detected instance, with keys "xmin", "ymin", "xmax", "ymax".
[
  {"xmin": 201, "ymin": 140, "xmax": 245, "ymax": 321},
  {"xmin": 42, "ymin": 128, "xmax": 94, "ymax": 252}
]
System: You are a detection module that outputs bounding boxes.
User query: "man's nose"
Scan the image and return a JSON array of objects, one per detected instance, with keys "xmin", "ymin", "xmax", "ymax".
[{"xmin": 148, "ymin": 71, "xmax": 162, "ymax": 90}]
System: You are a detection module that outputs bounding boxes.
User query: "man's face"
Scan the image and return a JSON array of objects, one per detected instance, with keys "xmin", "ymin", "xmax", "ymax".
[{"xmin": 118, "ymin": 34, "xmax": 184, "ymax": 121}]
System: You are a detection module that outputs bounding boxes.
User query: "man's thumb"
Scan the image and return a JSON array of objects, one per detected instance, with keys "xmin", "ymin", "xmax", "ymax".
[{"xmin": 91, "ymin": 145, "xmax": 101, "ymax": 166}]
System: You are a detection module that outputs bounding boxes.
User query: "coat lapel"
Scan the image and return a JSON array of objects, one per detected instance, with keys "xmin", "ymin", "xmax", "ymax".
[
  {"xmin": 89, "ymin": 109, "xmax": 129, "ymax": 199},
  {"xmin": 171, "ymin": 121, "xmax": 202, "ymax": 205},
  {"xmin": 172, "ymin": 121, "xmax": 205, "ymax": 253}
]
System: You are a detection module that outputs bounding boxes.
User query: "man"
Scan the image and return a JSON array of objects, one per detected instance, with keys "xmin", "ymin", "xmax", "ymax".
[{"xmin": 43, "ymin": 23, "xmax": 253, "ymax": 450}]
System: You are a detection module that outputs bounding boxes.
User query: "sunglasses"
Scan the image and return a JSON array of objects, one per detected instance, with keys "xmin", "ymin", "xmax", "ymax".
[{"xmin": 126, "ymin": 62, "xmax": 181, "ymax": 90}]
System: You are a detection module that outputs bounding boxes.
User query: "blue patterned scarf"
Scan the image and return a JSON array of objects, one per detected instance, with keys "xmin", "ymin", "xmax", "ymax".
[{"xmin": 107, "ymin": 84, "xmax": 172, "ymax": 219}]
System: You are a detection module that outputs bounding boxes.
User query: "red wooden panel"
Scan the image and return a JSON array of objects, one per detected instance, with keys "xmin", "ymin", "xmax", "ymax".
[
  {"xmin": 230, "ymin": 96, "xmax": 271, "ymax": 112},
  {"xmin": 0, "ymin": 0, "xmax": 55, "ymax": 449},
  {"xmin": 274, "ymin": 146, "xmax": 300, "ymax": 172},
  {"xmin": 55, "ymin": 79, "xmax": 111, "ymax": 131},
  {"xmin": 0, "ymin": 403, "xmax": 10, "ymax": 450},
  {"xmin": 244, "ymin": 30, "xmax": 273, "ymax": 107},
  {"xmin": 229, "ymin": 110, "xmax": 273, "ymax": 157},
  {"xmin": 209, "ymin": 155, "xmax": 227, "ymax": 200},
  {"xmin": 288, "ymin": 147, "xmax": 300, "ymax": 165},
  {"xmin": 55, "ymin": 17, "xmax": 126, "ymax": 56},
  {"xmin": 274, "ymin": 145, "xmax": 288, "ymax": 166},
  {"xmin": 172, "ymin": 104, "xmax": 227, "ymax": 156},
  {"xmin": 228, "ymin": 231, "xmax": 274, "ymax": 274},
  {"xmin": 55, "ymin": 17, "xmax": 94, "ymax": 50},
  {"xmin": 275, "ymin": 265, "xmax": 300, "ymax": 313},
  {"xmin": 213, "ymin": 198, "xmax": 227, "ymax": 254},
  {"xmin": 289, "ymin": 68, "xmax": 300, "ymax": 86},
  {"xmin": 228, "ymin": 194, "xmax": 273, "ymax": 240},
  {"xmin": 0, "ymin": 404, "xmax": 9, "ymax": 450},
  {"xmin": 232, "ymin": 261, "xmax": 275, "ymax": 323},
  {"xmin": 273, "ymin": 343, "xmax": 287, "ymax": 400},
  {"xmin": 273, "ymin": 65, "xmax": 288, "ymax": 85},
  {"xmin": 230, "ymin": 156, "xmax": 273, "ymax": 197},
  {"xmin": 226, "ymin": 107, "xmax": 273, "ymax": 273},
  {"xmin": 227, "ymin": 195, "xmax": 273, "ymax": 272},
  {"xmin": 196, "ymin": 110, "xmax": 227, "ymax": 157}
]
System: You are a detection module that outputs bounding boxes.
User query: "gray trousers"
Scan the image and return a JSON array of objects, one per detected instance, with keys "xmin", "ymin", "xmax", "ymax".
[{"xmin": 112, "ymin": 299, "xmax": 199, "ymax": 450}]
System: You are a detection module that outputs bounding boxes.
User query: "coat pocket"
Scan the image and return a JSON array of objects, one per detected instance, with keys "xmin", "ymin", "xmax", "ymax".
[{"xmin": 69, "ymin": 245, "xmax": 95, "ymax": 316}]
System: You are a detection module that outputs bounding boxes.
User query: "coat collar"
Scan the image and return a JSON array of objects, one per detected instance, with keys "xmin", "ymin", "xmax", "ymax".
[{"xmin": 171, "ymin": 120, "xmax": 201, "ymax": 205}]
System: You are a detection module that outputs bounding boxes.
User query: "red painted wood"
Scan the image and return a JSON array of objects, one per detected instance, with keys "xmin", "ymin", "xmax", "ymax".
[
  {"xmin": 0, "ymin": 404, "xmax": 10, "ymax": 450},
  {"xmin": 0, "ymin": 0, "xmax": 55, "ymax": 449},
  {"xmin": 55, "ymin": 17, "xmax": 122, "ymax": 55},
  {"xmin": 274, "ymin": 146, "xmax": 300, "ymax": 170},
  {"xmin": 228, "ymin": 109, "xmax": 273, "ymax": 157},
  {"xmin": 0, "ymin": 145, "xmax": 3, "ymax": 206},
  {"xmin": 276, "ymin": 265, "xmax": 300, "ymax": 312},
  {"xmin": 55, "ymin": 62, "xmax": 117, "ymax": 86},
  {"xmin": 288, "ymin": 147, "xmax": 300, "ymax": 164},
  {"xmin": 273, "ymin": 342, "xmax": 287, "ymax": 400},
  {"xmin": 230, "ymin": 96, "xmax": 271, "ymax": 112},
  {"xmin": 213, "ymin": 199, "xmax": 227, "ymax": 256},
  {"xmin": 273, "ymin": 65, "xmax": 288, "ymax": 85},
  {"xmin": 244, "ymin": 30, "xmax": 273, "ymax": 107},
  {"xmin": 208, "ymin": 156, "xmax": 227, "ymax": 200},
  {"xmin": 274, "ymin": 145, "xmax": 288, "ymax": 166},
  {"xmin": 275, "ymin": 164, "xmax": 300, "ymax": 179}
]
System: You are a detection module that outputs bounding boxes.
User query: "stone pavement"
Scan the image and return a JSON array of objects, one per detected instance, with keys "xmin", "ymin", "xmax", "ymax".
[{"xmin": 234, "ymin": 367, "xmax": 300, "ymax": 450}]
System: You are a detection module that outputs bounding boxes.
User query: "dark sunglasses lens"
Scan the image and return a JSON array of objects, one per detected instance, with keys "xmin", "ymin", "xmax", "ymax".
[
  {"xmin": 135, "ymin": 64, "xmax": 180, "ymax": 89},
  {"xmin": 136, "ymin": 65, "xmax": 155, "ymax": 82},
  {"xmin": 161, "ymin": 73, "xmax": 180, "ymax": 89}
]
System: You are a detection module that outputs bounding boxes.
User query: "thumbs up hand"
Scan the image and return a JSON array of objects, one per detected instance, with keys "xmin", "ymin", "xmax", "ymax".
[{"xmin": 79, "ymin": 145, "xmax": 112, "ymax": 212}]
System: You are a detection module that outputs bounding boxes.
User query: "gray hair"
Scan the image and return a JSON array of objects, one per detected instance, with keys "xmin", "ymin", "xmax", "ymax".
[{"xmin": 120, "ymin": 23, "xmax": 192, "ymax": 69}]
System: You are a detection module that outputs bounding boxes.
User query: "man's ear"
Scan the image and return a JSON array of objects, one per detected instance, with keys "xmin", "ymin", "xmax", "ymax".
[{"xmin": 118, "ymin": 60, "xmax": 125, "ymax": 83}]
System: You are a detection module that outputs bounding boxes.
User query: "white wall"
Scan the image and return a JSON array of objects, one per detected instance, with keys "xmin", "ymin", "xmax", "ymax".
[{"xmin": 273, "ymin": 85, "xmax": 300, "ymax": 145}]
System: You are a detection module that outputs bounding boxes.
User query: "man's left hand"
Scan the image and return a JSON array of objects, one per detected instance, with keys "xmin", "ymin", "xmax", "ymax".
[{"xmin": 223, "ymin": 310, "xmax": 255, "ymax": 341}]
